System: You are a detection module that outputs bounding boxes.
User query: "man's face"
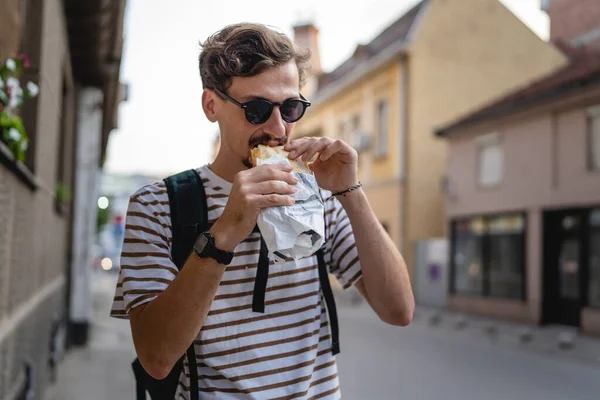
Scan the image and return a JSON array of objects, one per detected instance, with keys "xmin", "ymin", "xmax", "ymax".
[{"xmin": 209, "ymin": 61, "xmax": 301, "ymax": 168}]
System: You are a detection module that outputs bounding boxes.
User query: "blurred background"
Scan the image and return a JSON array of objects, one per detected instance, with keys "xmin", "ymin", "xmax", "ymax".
[{"xmin": 1, "ymin": 0, "xmax": 600, "ymax": 399}]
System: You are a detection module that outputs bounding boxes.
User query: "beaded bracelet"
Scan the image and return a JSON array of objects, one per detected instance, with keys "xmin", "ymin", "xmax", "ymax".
[{"xmin": 330, "ymin": 182, "xmax": 363, "ymax": 198}]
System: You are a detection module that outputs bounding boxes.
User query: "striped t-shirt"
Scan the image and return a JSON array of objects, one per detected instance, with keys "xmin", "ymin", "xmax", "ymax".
[{"xmin": 111, "ymin": 165, "xmax": 363, "ymax": 399}]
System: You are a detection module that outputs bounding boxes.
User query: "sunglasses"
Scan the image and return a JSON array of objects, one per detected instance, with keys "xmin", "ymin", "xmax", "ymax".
[{"xmin": 214, "ymin": 89, "xmax": 311, "ymax": 124}]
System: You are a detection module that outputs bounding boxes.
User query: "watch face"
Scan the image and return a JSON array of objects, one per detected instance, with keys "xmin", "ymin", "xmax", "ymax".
[{"xmin": 194, "ymin": 233, "xmax": 209, "ymax": 254}]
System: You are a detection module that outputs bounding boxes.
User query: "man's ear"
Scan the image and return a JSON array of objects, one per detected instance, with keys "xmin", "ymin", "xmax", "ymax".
[{"xmin": 202, "ymin": 89, "xmax": 219, "ymax": 123}]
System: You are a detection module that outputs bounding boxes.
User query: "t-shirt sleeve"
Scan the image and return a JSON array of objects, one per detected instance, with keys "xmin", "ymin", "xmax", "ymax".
[
  {"xmin": 110, "ymin": 184, "xmax": 176, "ymax": 319},
  {"xmin": 322, "ymin": 193, "xmax": 363, "ymax": 290}
]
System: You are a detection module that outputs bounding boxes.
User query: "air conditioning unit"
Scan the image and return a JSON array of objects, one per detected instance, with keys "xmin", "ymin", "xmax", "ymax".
[{"xmin": 350, "ymin": 131, "xmax": 371, "ymax": 152}]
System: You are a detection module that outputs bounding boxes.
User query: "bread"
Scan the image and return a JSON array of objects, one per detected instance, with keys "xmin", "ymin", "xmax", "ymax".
[{"xmin": 251, "ymin": 145, "xmax": 312, "ymax": 174}]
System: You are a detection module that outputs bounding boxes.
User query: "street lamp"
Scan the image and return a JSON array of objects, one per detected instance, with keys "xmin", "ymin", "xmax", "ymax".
[{"xmin": 97, "ymin": 196, "xmax": 109, "ymax": 210}]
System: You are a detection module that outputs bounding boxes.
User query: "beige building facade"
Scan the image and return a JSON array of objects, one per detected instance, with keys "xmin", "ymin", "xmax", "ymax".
[{"xmin": 294, "ymin": 0, "xmax": 566, "ymax": 278}]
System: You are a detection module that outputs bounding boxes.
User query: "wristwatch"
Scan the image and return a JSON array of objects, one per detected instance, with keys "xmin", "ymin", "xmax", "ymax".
[{"xmin": 192, "ymin": 231, "xmax": 235, "ymax": 265}]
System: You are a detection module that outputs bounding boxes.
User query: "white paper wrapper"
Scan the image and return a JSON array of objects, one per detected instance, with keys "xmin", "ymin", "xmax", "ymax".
[{"xmin": 256, "ymin": 154, "xmax": 325, "ymax": 263}]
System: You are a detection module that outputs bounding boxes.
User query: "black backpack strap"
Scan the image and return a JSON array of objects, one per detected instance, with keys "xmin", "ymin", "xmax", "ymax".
[
  {"xmin": 252, "ymin": 238, "xmax": 270, "ymax": 313},
  {"xmin": 132, "ymin": 359, "xmax": 147, "ymax": 400},
  {"xmin": 317, "ymin": 247, "xmax": 340, "ymax": 355},
  {"xmin": 164, "ymin": 169, "xmax": 206, "ymax": 400},
  {"xmin": 165, "ymin": 169, "xmax": 208, "ymax": 269}
]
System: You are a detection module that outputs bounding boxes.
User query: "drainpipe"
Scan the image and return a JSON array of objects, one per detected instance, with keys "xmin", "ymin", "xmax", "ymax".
[{"xmin": 399, "ymin": 55, "xmax": 409, "ymax": 267}]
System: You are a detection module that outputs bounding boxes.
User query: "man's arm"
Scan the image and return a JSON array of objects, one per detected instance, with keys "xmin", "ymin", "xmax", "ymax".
[
  {"xmin": 128, "ymin": 164, "xmax": 298, "ymax": 380},
  {"xmin": 284, "ymin": 137, "xmax": 414, "ymax": 326},
  {"xmin": 129, "ymin": 250, "xmax": 225, "ymax": 379},
  {"xmin": 338, "ymin": 189, "xmax": 414, "ymax": 326}
]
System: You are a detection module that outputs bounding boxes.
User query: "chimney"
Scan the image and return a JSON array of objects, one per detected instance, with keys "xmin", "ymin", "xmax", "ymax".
[
  {"xmin": 293, "ymin": 23, "xmax": 321, "ymax": 75},
  {"xmin": 293, "ymin": 23, "xmax": 322, "ymax": 98},
  {"xmin": 543, "ymin": 0, "xmax": 600, "ymax": 50}
]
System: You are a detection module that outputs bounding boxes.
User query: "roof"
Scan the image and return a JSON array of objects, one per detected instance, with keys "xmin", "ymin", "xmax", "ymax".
[
  {"xmin": 435, "ymin": 42, "xmax": 600, "ymax": 137},
  {"xmin": 315, "ymin": 0, "xmax": 426, "ymax": 93}
]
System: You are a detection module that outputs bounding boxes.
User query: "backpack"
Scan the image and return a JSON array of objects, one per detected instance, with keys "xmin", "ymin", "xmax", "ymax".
[{"xmin": 132, "ymin": 169, "xmax": 340, "ymax": 400}]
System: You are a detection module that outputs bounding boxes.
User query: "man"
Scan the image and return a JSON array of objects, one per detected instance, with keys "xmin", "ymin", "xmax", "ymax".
[{"xmin": 111, "ymin": 23, "xmax": 414, "ymax": 399}]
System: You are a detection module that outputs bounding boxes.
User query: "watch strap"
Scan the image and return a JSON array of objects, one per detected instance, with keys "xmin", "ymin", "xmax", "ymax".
[{"xmin": 194, "ymin": 232, "xmax": 234, "ymax": 265}]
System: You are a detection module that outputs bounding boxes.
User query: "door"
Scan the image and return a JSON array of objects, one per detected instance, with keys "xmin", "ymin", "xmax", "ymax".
[{"xmin": 544, "ymin": 209, "xmax": 587, "ymax": 327}]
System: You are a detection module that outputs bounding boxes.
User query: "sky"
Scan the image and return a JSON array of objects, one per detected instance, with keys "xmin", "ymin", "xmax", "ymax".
[{"xmin": 104, "ymin": 0, "xmax": 550, "ymax": 176}]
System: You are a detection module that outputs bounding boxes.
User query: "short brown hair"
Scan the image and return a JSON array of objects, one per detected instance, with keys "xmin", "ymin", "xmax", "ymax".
[{"xmin": 199, "ymin": 23, "xmax": 311, "ymax": 92}]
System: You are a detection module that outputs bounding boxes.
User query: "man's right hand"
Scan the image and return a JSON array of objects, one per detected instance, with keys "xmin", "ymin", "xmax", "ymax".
[{"xmin": 209, "ymin": 164, "xmax": 298, "ymax": 252}]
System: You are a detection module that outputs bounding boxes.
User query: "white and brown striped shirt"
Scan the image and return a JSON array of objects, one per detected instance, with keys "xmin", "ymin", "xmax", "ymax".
[{"xmin": 111, "ymin": 165, "xmax": 363, "ymax": 399}]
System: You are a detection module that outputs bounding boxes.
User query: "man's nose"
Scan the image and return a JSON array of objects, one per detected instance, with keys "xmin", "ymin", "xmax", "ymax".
[{"xmin": 262, "ymin": 106, "xmax": 286, "ymax": 139}]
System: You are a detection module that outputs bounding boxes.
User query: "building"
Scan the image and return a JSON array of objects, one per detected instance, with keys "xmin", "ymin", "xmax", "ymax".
[
  {"xmin": 293, "ymin": 0, "xmax": 567, "ymax": 278},
  {"xmin": 436, "ymin": 0, "xmax": 600, "ymax": 334},
  {"xmin": 0, "ymin": 0, "xmax": 125, "ymax": 398}
]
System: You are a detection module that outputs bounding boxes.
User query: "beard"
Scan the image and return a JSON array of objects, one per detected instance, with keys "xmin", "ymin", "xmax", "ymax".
[{"xmin": 242, "ymin": 158, "xmax": 253, "ymax": 169}]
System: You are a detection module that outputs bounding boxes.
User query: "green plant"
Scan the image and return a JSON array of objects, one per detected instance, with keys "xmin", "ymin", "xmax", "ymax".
[
  {"xmin": 0, "ymin": 112, "xmax": 27, "ymax": 161},
  {"xmin": 55, "ymin": 182, "xmax": 71, "ymax": 203},
  {"xmin": 97, "ymin": 204, "xmax": 110, "ymax": 232},
  {"xmin": 0, "ymin": 54, "xmax": 39, "ymax": 161}
]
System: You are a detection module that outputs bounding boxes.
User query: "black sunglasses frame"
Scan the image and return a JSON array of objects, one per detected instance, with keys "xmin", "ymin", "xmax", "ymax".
[{"xmin": 214, "ymin": 89, "xmax": 311, "ymax": 124}]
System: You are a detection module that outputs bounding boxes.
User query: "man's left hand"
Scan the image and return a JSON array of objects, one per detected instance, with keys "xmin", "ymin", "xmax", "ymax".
[{"xmin": 284, "ymin": 137, "xmax": 358, "ymax": 193}]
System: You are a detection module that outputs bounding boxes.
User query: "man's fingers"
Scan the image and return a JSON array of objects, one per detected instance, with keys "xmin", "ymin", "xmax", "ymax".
[
  {"xmin": 242, "ymin": 164, "xmax": 297, "ymax": 185},
  {"xmin": 319, "ymin": 139, "xmax": 346, "ymax": 161},
  {"xmin": 251, "ymin": 193, "xmax": 296, "ymax": 208},
  {"xmin": 252, "ymin": 181, "xmax": 297, "ymax": 195},
  {"xmin": 285, "ymin": 138, "xmax": 333, "ymax": 162}
]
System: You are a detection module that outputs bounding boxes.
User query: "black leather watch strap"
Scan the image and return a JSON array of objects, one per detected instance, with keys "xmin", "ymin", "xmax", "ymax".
[{"xmin": 193, "ymin": 231, "xmax": 234, "ymax": 265}]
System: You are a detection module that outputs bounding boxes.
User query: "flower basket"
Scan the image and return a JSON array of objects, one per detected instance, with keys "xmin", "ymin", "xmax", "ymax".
[{"xmin": 0, "ymin": 54, "xmax": 39, "ymax": 162}]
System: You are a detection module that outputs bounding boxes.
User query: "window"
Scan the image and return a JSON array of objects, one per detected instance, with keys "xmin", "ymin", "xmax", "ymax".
[
  {"xmin": 589, "ymin": 209, "xmax": 600, "ymax": 307},
  {"xmin": 488, "ymin": 215, "xmax": 525, "ymax": 299},
  {"xmin": 452, "ymin": 218, "xmax": 485, "ymax": 295},
  {"xmin": 55, "ymin": 72, "xmax": 74, "ymax": 215},
  {"xmin": 375, "ymin": 100, "xmax": 389, "ymax": 158},
  {"xmin": 451, "ymin": 213, "xmax": 526, "ymax": 300},
  {"xmin": 477, "ymin": 133, "xmax": 503, "ymax": 187},
  {"xmin": 352, "ymin": 114, "xmax": 360, "ymax": 131},
  {"xmin": 587, "ymin": 105, "xmax": 600, "ymax": 171},
  {"xmin": 338, "ymin": 121, "xmax": 346, "ymax": 142},
  {"xmin": 19, "ymin": 0, "xmax": 43, "ymax": 173}
]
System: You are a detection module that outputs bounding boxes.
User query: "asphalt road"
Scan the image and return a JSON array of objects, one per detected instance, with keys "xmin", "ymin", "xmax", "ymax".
[
  {"xmin": 45, "ymin": 273, "xmax": 600, "ymax": 400},
  {"xmin": 335, "ymin": 304, "xmax": 600, "ymax": 400}
]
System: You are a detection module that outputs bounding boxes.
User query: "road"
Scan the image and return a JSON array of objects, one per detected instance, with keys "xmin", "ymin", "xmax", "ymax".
[
  {"xmin": 336, "ymin": 304, "xmax": 600, "ymax": 400},
  {"xmin": 45, "ymin": 273, "xmax": 600, "ymax": 400}
]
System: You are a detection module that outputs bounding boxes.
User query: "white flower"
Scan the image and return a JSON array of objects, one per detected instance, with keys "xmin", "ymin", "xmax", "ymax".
[
  {"xmin": 6, "ymin": 77, "xmax": 20, "ymax": 91},
  {"xmin": 5, "ymin": 78, "xmax": 23, "ymax": 109},
  {"xmin": 21, "ymin": 140, "xmax": 28, "ymax": 152},
  {"xmin": 5, "ymin": 58, "xmax": 17, "ymax": 71},
  {"xmin": 26, "ymin": 81, "xmax": 39, "ymax": 97},
  {"xmin": 8, "ymin": 87, "xmax": 23, "ymax": 109},
  {"xmin": 8, "ymin": 128, "xmax": 21, "ymax": 141}
]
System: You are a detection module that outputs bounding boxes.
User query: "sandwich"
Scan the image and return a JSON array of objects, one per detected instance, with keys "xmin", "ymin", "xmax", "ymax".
[{"xmin": 250, "ymin": 145, "xmax": 312, "ymax": 175}]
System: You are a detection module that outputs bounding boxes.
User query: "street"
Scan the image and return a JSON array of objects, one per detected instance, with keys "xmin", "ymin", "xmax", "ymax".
[
  {"xmin": 336, "ymin": 304, "xmax": 600, "ymax": 400},
  {"xmin": 45, "ymin": 273, "xmax": 600, "ymax": 400}
]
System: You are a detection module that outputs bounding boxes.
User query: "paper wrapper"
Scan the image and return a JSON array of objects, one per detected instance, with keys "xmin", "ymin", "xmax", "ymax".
[{"xmin": 256, "ymin": 154, "xmax": 325, "ymax": 263}]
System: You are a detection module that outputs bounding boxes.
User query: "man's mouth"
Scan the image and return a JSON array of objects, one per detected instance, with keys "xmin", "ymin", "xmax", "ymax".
[{"xmin": 249, "ymin": 135, "xmax": 288, "ymax": 149}]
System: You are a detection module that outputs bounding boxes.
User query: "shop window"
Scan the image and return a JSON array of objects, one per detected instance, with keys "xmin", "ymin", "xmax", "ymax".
[
  {"xmin": 488, "ymin": 215, "xmax": 526, "ymax": 299},
  {"xmin": 589, "ymin": 209, "xmax": 600, "ymax": 307},
  {"xmin": 451, "ymin": 213, "xmax": 526, "ymax": 300}
]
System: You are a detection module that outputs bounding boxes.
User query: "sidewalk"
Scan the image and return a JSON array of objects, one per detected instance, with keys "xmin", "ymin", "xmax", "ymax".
[
  {"xmin": 411, "ymin": 304, "xmax": 600, "ymax": 368},
  {"xmin": 43, "ymin": 273, "xmax": 136, "ymax": 400}
]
